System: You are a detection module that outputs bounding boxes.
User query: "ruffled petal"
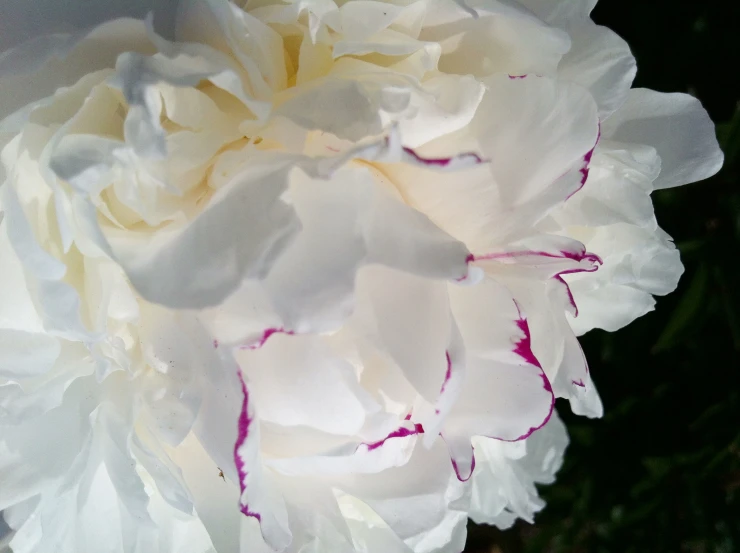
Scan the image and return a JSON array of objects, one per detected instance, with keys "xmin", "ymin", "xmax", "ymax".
[
  {"xmin": 470, "ymin": 410, "xmax": 568, "ymax": 528},
  {"xmin": 441, "ymin": 282, "xmax": 555, "ymax": 481},
  {"xmin": 602, "ymin": 88, "xmax": 723, "ymax": 189},
  {"xmin": 395, "ymin": 74, "xmax": 599, "ymax": 246},
  {"xmin": 0, "ymin": 19, "xmax": 155, "ymax": 130}
]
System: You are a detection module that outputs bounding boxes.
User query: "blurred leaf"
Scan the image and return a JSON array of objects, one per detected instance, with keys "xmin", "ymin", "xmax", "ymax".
[
  {"xmin": 652, "ymin": 264, "xmax": 710, "ymax": 353},
  {"xmin": 717, "ymin": 102, "xmax": 740, "ymax": 164}
]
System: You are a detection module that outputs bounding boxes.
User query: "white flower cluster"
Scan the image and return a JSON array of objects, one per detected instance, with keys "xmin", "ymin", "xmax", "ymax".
[{"xmin": 0, "ymin": 0, "xmax": 722, "ymax": 552}]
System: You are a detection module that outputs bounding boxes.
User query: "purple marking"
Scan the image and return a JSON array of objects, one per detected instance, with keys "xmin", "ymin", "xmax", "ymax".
[
  {"xmin": 553, "ymin": 275, "xmax": 579, "ymax": 316},
  {"xmin": 234, "ymin": 370, "xmax": 261, "ymax": 522},
  {"xmin": 359, "ymin": 423, "xmax": 425, "ymax": 452},
  {"xmin": 572, "ymin": 379, "xmax": 585, "ymax": 388},
  {"xmin": 240, "ymin": 327, "xmax": 294, "ymax": 350},
  {"xmin": 501, "ymin": 304, "xmax": 555, "ymax": 442},
  {"xmin": 566, "ymin": 124, "xmax": 602, "ymax": 201},
  {"xmin": 438, "ymin": 306, "xmax": 557, "ymax": 482},
  {"xmin": 404, "ymin": 412, "xmax": 412, "ymax": 421},
  {"xmin": 450, "ymin": 447, "xmax": 476, "ymax": 482},
  {"xmin": 213, "ymin": 339, "xmax": 219, "ymax": 349},
  {"xmin": 558, "ymin": 250, "xmax": 603, "ymax": 265},
  {"xmin": 468, "ymin": 249, "xmax": 602, "ymax": 318},
  {"xmin": 552, "ymin": 262, "xmax": 601, "ymax": 317},
  {"xmin": 401, "ymin": 145, "xmax": 484, "ymax": 168},
  {"xmin": 513, "ymin": 315, "xmax": 542, "ymax": 370},
  {"xmin": 469, "ymin": 248, "xmax": 603, "ymax": 265},
  {"xmin": 508, "ymin": 74, "xmax": 528, "ymax": 79},
  {"xmin": 440, "ymin": 351, "xmax": 453, "ymax": 394},
  {"xmin": 455, "ymin": 253, "xmax": 477, "ymax": 282}
]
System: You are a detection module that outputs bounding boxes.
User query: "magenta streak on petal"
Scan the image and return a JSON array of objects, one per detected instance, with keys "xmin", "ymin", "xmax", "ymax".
[
  {"xmin": 240, "ymin": 327, "xmax": 294, "ymax": 350},
  {"xmin": 554, "ymin": 275, "xmax": 579, "ymax": 316},
  {"xmin": 401, "ymin": 145, "xmax": 484, "ymax": 167},
  {"xmin": 450, "ymin": 447, "xmax": 476, "ymax": 482},
  {"xmin": 468, "ymin": 249, "xmax": 601, "ymax": 317},
  {"xmin": 359, "ymin": 423, "xmax": 425, "ymax": 452},
  {"xmin": 213, "ymin": 339, "xmax": 219, "ymax": 349},
  {"xmin": 440, "ymin": 351, "xmax": 453, "ymax": 394},
  {"xmin": 572, "ymin": 379, "xmax": 586, "ymax": 388},
  {"xmin": 470, "ymin": 248, "xmax": 594, "ymax": 263},
  {"xmin": 553, "ymin": 263, "xmax": 601, "ymax": 317},
  {"xmin": 566, "ymin": 124, "xmax": 601, "ymax": 201},
  {"xmin": 234, "ymin": 370, "xmax": 261, "ymax": 522},
  {"xmin": 500, "ymin": 304, "xmax": 555, "ymax": 442},
  {"xmin": 508, "ymin": 74, "xmax": 528, "ymax": 79},
  {"xmin": 326, "ymin": 145, "xmax": 340, "ymax": 153},
  {"xmin": 455, "ymin": 254, "xmax": 478, "ymax": 282},
  {"xmin": 558, "ymin": 250, "xmax": 603, "ymax": 265}
]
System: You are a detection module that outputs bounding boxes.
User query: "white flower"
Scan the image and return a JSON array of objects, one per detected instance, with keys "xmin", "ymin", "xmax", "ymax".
[{"xmin": 0, "ymin": 0, "xmax": 722, "ymax": 552}]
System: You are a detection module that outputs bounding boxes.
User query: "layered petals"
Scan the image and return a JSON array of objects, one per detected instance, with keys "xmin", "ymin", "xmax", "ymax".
[{"xmin": 0, "ymin": 0, "xmax": 724, "ymax": 552}]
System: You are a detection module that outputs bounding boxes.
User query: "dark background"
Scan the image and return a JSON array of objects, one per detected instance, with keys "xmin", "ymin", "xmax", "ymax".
[{"xmin": 465, "ymin": 1, "xmax": 740, "ymax": 552}]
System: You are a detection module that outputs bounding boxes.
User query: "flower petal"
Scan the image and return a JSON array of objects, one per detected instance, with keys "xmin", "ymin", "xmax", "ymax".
[
  {"xmin": 558, "ymin": 22, "xmax": 636, "ymax": 118},
  {"xmin": 601, "ymin": 88, "xmax": 723, "ymax": 189},
  {"xmin": 470, "ymin": 410, "xmax": 568, "ymax": 528},
  {"xmin": 236, "ymin": 332, "xmax": 376, "ymax": 436}
]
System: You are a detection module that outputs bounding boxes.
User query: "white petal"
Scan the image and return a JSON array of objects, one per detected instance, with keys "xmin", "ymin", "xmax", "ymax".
[
  {"xmin": 355, "ymin": 267, "xmax": 453, "ymax": 405},
  {"xmin": 399, "ymin": 74, "xmax": 599, "ymax": 245},
  {"xmin": 441, "ymin": 288, "xmax": 554, "ymax": 481},
  {"xmin": 470, "ymin": 411, "xmax": 568, "ymax": 527},
  {"xmin": 176, "ymin": 0, "xmax": 287, "ymax": 99},
  {"xmin": 237, "ymin": 332, "xmax": 375, "ymax": 436},
  {"xmin": 602, "ymin": 88, "xmax": 723, "ymax": 189},
  {"xmin": 335, "ymin": 439, "xmax": 469, "ymax": 553},
  {"xmin": 0, "ymin": 19, "xmax": 155, "ymax": 131},
  {"xmin": 0, "ymin": 330, "xmax": 60, "ymax": 379},
  {"xmin": 423, "ymin": 0, "xmax": 571, "ymax": 78},
  {"xmin": 137, "ymin": 307, "xmax": 209, "ymax": 447},
  {"xmin": 70, "ymin": 159, "xmax": 300, "ymax": 309},
  {"xmin": 564, "ymin": 223, "xmax": 683, "ymax": 334},
  {"xmin": 233, "ymin": 372, "xmax": 293, "ymax": 551},
  {"xmin": 549, "ymin": 140, "xmax": 660, "ymax": 229},
  {"xmin": 170, "ymin": 433, "xmax": 251, "ymax": 553},
  {"xmin": 558, "ymin": 22, "xmax": 636, "ymax": 118},
  {"xmin": 260, "ymin": 165, "xmax": 469, "ymax": 333}
]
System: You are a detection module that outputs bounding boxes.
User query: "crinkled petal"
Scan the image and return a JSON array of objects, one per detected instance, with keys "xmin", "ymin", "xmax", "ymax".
[{"xmin": 470, "ymin": 410, "xmax": 568, "ymax": 527}]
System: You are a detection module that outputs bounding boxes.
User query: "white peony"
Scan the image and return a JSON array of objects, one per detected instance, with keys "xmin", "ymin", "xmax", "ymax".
[{"xmin": 0, "ymin": 0, "xmax": 722, "ymax": 552}]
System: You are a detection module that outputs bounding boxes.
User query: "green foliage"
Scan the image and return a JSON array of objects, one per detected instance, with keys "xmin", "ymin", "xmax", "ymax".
[{"xmin": 464, "ymin": 1, "xmax": 740, "ymax": 551}]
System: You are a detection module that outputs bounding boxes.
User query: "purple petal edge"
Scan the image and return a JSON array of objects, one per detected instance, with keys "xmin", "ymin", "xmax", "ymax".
[
  {"xmin": 450, "ymin": 446, "xmax": 476, "ymax": 482},
  {"xmin": 468, "ymin": 249, "xmax": 603, "ymax": 317},
  {"xmin": 440, "ymin": 350, "xmax": 453, "ymax": 394},
  {"xmin": 566, "ymin": 124, "xmax": 602, "ymax": 201},
  {"xmin": 505, "ymin": 303, "xmax": 555, "ymax": 442},
  {"xmin": 239, "ymin": 327, "xmax": 294, "ymax": 350},
  {"xmin": 234, "ymin": 370, "xmax": 262, "ymax": 522},
  {"xmin": 359, "ymin": 422, "xmax": 426, "ymax": 452},
  {"xmin": 470, "ymin": 248, "xmax": 602, "ymax": 264},
  {"xmin": 401, "ymin": 145, "xmax": 484, "ymax": 167}
]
